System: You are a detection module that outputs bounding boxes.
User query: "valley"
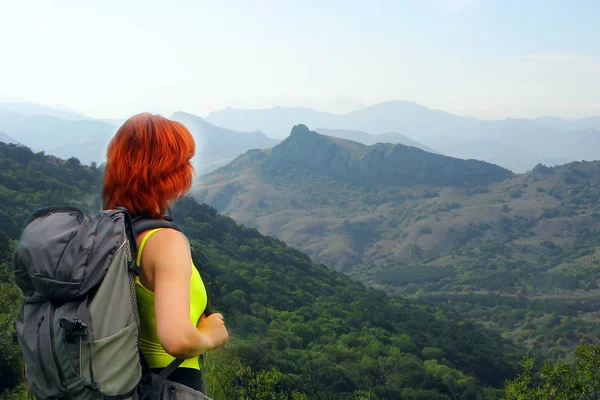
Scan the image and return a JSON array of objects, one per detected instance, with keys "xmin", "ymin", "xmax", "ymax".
[{"xmin": 0, "ymin": 140, "xmax": 521, "ymax": 399}]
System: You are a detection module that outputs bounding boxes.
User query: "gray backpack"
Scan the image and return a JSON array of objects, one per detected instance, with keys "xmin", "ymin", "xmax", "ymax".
[{"xmin": 13, "ymin": 206, "xmax": 203, "ymax": 400}]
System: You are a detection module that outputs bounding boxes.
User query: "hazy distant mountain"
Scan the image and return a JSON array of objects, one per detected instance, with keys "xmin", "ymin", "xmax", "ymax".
[
  {"xmin": 0, "ymin": 112, "xmax": 117, "ymax": 161},
  {"xmin": 0, "ymin": 132, "xmax": 20, "ymax": 145},
  {"xmin": 206, "ymin": 101, "xmax": 474, "ymax": 139},
  {"xmin": 536, "ymin": 116, "xmax": 600, "ymax": 132},
  {"xmin": 0, "ymin": 108, "xmax": 280, "ymax": 170},
  {"xmin": 564, "ymin": 128, "xmax": 600, "ymax": 161},
  {"xmin": 207, "ymin": 101, "xmax": 599, "ymax": 172},
  {"xmin": 171, "ymin": 112, "xmax": 280, "ymax": 174},
  {"xmin": 0, "ymin": 131, "xmax": 19, "ymax": 144},
  {"xmin": 342, "ymin": 101, "xmax": 479, "ymax": 137},
  {"xmin": 0, "ymin": 102, "xmax": 89, "ymax": 121},
  {"xmin": 47, "ymin": 136, "xmax": 114, "ymax": 165},
  {"xmin": 206, "ymin": 106, "xmax": 341, "ymax": 138},
  {"xmin": 0, "ymin": 103, "xmax": 117, "ymax": 163},
  {"xmin": 315, "ymin": 127, "xmax": 438, "ymax": 153},
  {"xmin": 99, "ymin": 118, "xmax": 127, "ymax": 126},
  {"xmin": 431, "ymin": 135, "xmax": 572, "ymax": 174}
]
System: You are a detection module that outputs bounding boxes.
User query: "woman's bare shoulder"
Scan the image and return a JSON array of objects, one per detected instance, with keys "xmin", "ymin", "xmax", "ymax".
[{"xmin": 137, "ymin": 228, "xmax": 191, "ymax": 265}]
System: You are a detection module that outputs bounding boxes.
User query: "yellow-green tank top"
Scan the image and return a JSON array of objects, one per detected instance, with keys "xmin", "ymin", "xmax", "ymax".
[{"xmin": 134, "ymin": 228, "xmax": 207, "ymax": 370}]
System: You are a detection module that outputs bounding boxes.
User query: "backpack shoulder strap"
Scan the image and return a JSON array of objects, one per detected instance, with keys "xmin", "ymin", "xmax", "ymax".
[{"xmin": 132, "ymin": 215, "xmax": 182, "ymax": 236}]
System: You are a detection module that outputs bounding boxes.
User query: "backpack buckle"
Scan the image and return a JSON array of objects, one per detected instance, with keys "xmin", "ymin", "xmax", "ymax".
[
  {"xmin": 129, "ymin": 260, "xmax": 142, "ymax": 275},
  {"xmin": 59, "ymin": 316, "xmax": 88, "ymax": 341}
]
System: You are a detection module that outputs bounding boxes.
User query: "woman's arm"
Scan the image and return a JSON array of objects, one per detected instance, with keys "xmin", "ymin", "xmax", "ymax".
[{"xmin": 140, "ymin": 228, "xmax": 228, "ymax": 359}]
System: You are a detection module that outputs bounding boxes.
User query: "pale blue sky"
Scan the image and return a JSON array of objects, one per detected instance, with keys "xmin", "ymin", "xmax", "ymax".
[{"xmin": 1, "ymin": 0, "xmax": 599, "ymax": 119}]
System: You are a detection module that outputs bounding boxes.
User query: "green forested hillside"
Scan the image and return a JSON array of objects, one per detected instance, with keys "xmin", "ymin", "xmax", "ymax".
[
  {"xmin": 0, "ymin": 141, "xmax": 522, "ymax": 399},
  {"xmin": 194, "ymin": 128, "xmax": 600, "ymax": 358},
  {"xmin": 0, "ymin": 143, "xmax": 102, "ymax": 238}
]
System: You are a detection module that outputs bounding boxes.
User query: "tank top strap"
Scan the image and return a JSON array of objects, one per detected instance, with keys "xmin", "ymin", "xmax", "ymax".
[{"xmin": 136, "ymin": 228, "xmax": 166, "ymax": 266}]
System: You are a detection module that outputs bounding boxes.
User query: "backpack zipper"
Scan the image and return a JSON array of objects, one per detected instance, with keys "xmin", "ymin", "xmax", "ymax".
[
  {"xmin": 36, "ymin": 316, "xmax": 51, "ymax": 390},
  {"xmin": 49, "ymin": 306, "xmax": 67, "ymax": 389}
]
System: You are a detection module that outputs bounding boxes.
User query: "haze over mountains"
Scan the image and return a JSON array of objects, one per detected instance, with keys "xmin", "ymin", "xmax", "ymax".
[
  {"xmin": 1, "ymin": 98, "xmax": 599, "ymax": 175},
  {"xmin": 0, "ymin": 102, "xmax": 278, "ymax": 174},
  {"xmin": 171, "ymin": 112, "xmax": 279, "ymax": 173},
  {"xmin": 207, "ymin": 100, "xmax": 600, "ymax": 173},
  {"xmin": 536, "ymin": 116, "xmax": 600, "ymax": 132},
  {"xmin": 315, "ymin": 127, "xmax": 438, "ymax": 153},
  {"xmin": 0, "ymin": 132, "xmax": 19, "ymax": 145},
  {"xmin": 0, "ymin": 101, "xmax": 90, "ymax": 121}
]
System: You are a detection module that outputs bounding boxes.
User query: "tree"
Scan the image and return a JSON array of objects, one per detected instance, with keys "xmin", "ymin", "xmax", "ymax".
[{"xmin": 503, "ymin": 343, "xmax": 600, "ymax": 399}]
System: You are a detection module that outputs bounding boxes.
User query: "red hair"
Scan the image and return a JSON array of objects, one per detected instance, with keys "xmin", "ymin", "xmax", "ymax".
[{"xmin": 102, "ymin": 113, "xmax": 195, "ymax": 219}]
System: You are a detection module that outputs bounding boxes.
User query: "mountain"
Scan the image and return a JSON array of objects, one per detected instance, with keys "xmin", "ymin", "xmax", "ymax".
[
  {"xmin": 0, "ymin": 111, "xmax": 118, "ymax": 161},
  {"xmin": 206, "ymin": 101, "xmax": 473, "ymax": 139},
  {"xmin": 265, "ymin": 125, "xmax": 511, "ymax": 186},
  {"xmin": 342, "ymin": 101, "xmax": 478, "ymax": 137},
  {"xmin": 196, "ymin": 125, "xmax": 512, "ymax": 266},
  {"xmin": 0, "ymin": 141, "xmax": 521, "ymax": 399},
  {"xmin": 206, "ymin": 101, "xmax": 599, "ymax": 173},
  {"xmin": 427, "ymin": 135, "xmax": 573, "ymax": 174},
  {"xmin": 0, "ymin": 110, "xmax": 279, "ymax": 172},
  {"xmin": 315, "ymin": 127, "xmax": 438, "ymax": 153},
  {"xmin": 0, "ymin": 102, "xmax": 89, "ymax": 121},
  {"xmin": 206, "ymin": 106, "xmax": 339, "ymax": 139},
  {"xmin": 0, "ymin": 132, "xmax": 19, "ymax": 145},
  {"xmin": 171, "ymin": 112, "xmax": 279, "ymax": 174},
  {"xmin": 194, "ymin": 126, "xmax": 600, "ymax": 357},
  {"xmin": 99, "ymin": 118, "xmax": 127, "ymax": 126},
  {"xmin": 536, "ymin": 116, "xmax": 600, "ymax": 132},
  {"xmin": 561, "ymin": 128, "xmax": 600, "ymax": 161}
]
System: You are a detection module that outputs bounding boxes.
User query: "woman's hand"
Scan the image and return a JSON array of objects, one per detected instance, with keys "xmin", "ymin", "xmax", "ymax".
[{"xmin": 197, "ymin": 313, "xmax": 229, "ymax": 350}]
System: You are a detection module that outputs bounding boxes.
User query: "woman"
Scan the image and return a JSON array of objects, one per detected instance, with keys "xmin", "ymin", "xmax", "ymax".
[{"xmin": 102, "ymin": 113, "xmax": 229, "ymax": 394}]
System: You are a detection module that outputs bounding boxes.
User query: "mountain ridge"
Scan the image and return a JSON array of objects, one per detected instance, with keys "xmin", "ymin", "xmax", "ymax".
[
  {"xmin": 0, "ymin": 131, "xmax": 19, "ymax": 145},
  {"xmin": 0, "ymin": 108, "xmax": 280, "ymax": 174},
  {"xmin": 171, "ymin": 111, "xmax": 279, "ymax": 174},
  {"xmin": 206, "ymin": 100, "xmax": 600, "ymax": 173},
  {"xmin": 260, "ymin": 124, "xmax": 512, "ymax": 186},
  {"xmin": 315, "ymin": 127, "xmax": 438, "ymax": 153},
  {"xmin": 0, "ymin": 102, "xmax": 90, "ymax": 121},
  {"xmin": 0, "ymin": 112, "xmax": 118, "ymax": 161},
  {"xmin": 536, "ymin": 115, "xmax": 600, "ymax": 132}
]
